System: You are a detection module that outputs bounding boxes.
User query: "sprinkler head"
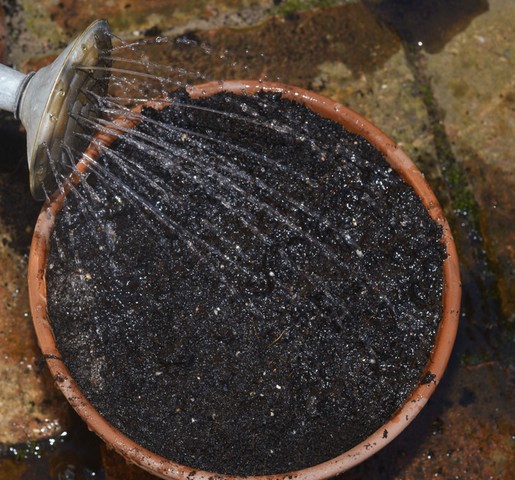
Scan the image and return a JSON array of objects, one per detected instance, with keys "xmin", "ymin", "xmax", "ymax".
[{"xmin": 0, "ymin": 20, "xmax": 112, "ymax": 200}]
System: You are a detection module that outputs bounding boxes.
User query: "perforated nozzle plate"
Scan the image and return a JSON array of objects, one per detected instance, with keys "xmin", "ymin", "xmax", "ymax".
[{"xmin": 18, "ymin": 20, "xmax": 112, "ymax": 200}]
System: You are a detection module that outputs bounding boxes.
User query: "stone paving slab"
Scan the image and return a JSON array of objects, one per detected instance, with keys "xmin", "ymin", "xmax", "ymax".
[
  {"xmin": 5, "ymin": 1, "xmax": 354, "ymax": 70},
  {"xmin": 0, "ymin": 159, "xmax": 70, "ymax": 446},
  {"xmin": 426, "ymin": 0, "xmax": 514, "ymax": 319}
]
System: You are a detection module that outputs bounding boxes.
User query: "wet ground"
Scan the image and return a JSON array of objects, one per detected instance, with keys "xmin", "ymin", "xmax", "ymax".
[{"xmin": 0, "ymin": 0, "xmax": 513, "ymax": 479}]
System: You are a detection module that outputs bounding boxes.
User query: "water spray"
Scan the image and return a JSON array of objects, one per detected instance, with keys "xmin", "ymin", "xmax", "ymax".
[{"xmin": 0, "ymin": 20, "xmax": 112, "ymax": 200}]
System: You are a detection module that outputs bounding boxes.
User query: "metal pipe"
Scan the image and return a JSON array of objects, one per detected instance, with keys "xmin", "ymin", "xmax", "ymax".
[{"xmin": 0, "ymin": 63, "xmax": 26, "ymax": 113}]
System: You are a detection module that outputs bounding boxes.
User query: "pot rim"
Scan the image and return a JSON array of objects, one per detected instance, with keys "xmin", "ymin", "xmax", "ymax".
[{"xmin": 28, "ymin": 80, "xmax": 461, "ymax": 480}]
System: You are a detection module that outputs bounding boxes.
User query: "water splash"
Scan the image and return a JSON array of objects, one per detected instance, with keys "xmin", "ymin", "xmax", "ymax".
[{"xmin": 48, "ymin": 34, "xmax": 425, "ymax": 329}]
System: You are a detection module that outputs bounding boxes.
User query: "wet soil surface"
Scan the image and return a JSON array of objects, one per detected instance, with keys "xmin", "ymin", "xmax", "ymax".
[{"xmin": 47, "ymin": 91, "xmax": 445, "ymax": 475}]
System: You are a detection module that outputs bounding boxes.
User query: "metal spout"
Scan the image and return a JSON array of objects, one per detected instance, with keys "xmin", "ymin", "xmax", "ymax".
[{"xmin": 0, "ymin": 20, "xmax": 112, "ymax": 199}]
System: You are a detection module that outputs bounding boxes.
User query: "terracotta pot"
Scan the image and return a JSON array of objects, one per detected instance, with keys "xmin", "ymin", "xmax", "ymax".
[{"xmin": 28, "ymin": 80, "xmax": 461, "ymax": 480}]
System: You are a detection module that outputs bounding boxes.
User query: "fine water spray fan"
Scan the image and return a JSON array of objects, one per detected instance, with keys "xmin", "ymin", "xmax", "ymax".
[{"xmin": 0, "ymin": 20, "xmax": 112, "ymax": 200}]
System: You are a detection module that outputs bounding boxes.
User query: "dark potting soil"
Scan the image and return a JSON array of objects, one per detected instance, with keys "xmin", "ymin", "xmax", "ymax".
[{"xmin": 46, "ymin": 90, "xmax": 446, "ymax": 475}]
